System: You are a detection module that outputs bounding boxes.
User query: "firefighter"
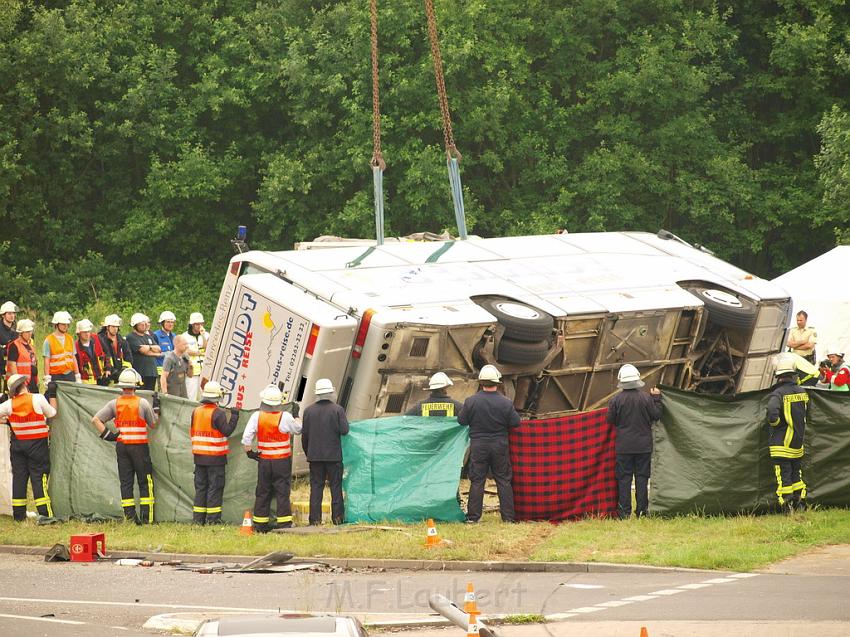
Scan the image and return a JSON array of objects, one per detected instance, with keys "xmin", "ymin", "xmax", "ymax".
[
  {"xmin": 0, "ymin": 300, "xmax": 18, "ymax": 397},
  {"xmin": 767, "ymin": 357, "xmax": 809, "ymax": 513},
  {"xmin": 775, "ymin": 352, "xmax": 819, "ymax": 387},
  {"xmin": 302, "ymin": 378, "xmax": 348, "ymax": 525},
  {"xmin": 91, "ymin": 368, "xmax": 158, "ymax": 524},
  {"xmin": 183, "ymin": 312, "xmax": 208, "ymax": 400},
  {"xmin": 42, "ymin": 311, "xmax": 81, "ymax": 407},
  {"xmin": 820, "ymin": 346, "xmax": 849, "ymax": 391},
  {"xmin": 0, "ymin": 374, "xmax": 57, "ymax": 521},
  {"xmin": 458, "ymin": 365, "xmax": 520, "ymax": 523},
  {"xmin": 189, "ymin": 381, "xmax": 239, "ymax": 525},
  {"xmin": 153, "ymin": 310, "xmax": 177, "ymax": 381},
  {"xmin": 406, "ymin": 372, "xmax": 463, "ymax": 416},
  {"xmin": 97, "ymin": 314, "xmax": 133, "ymax": 385},
  {"xmin": 607, "ymin": 364, "xmax": 663, "ymax": 519},
  {"xmin": 6, "ymin": 319, "xmax": 39, "ymax": 393},
  {"xmin": 75, "ymin": 319, "xmax": 109, "ymax": 385},
  {"xmin": 242, "ymin": 385, "xmax": 302, "ymax": 532}
]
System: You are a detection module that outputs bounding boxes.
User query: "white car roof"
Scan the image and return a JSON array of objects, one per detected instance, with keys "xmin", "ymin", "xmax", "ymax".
[{"xmin": 237, "ymin": 232, "xmax": 787, "ymax": 317}]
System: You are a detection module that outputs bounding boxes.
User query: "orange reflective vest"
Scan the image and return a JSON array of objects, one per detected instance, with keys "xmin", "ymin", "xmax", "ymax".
[
  {"xmin": 257, "ymin": 411, "xmax": 291, "ymax": 459},
  {"xmin": 115, "ymin": 395, "xmax": 148, "ymax": 445},
  {"xmin": 46, "ymin": 333, "xmax": 76, "ymax": 375},
  {"xmin": 6, "ymin": 337, "xmax": 36, "ymax": 384},
  {"xmin": 9, "ymin": 393, "xmax": 49, "ymax": 440},
  {"xmin": 190, "ymin": 403, "xmax": 228, "ymax": 456}
]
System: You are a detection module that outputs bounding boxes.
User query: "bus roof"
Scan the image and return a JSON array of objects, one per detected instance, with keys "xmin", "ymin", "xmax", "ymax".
[{"xmin": 236, "ymin": 232, "xmax": 787, "ymax": 317}]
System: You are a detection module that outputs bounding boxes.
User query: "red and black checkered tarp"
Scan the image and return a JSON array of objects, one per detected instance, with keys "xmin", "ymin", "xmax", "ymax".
[{"xmin": 509, "ymin": 408, "xmax": 617, "ymax": 521}]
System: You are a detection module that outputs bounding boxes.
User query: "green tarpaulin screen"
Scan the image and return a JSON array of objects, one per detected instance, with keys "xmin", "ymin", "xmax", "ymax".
[
  {"xmin": 342, "ymin": 416, "xmax": 468, "ymax": 523},
  {"xmin": 45, "ymin": 385, "xmax": 467, "ymax": 524},
  {"xmin": 49, "ymin": 383, "xmax": 258, "ymax": 524},
  {"xmin": 651, "ymin": 386, "xmax": 850, "ymax": 516},
  {"xmin": 38, "ymin": 383, "xmax": 850, "ymax": 523}
]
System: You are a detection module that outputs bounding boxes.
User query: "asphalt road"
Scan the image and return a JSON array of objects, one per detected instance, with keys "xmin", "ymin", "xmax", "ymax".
[{"xmin": 0, "ymin": 552, "xmax": 848, "ymax": 636}]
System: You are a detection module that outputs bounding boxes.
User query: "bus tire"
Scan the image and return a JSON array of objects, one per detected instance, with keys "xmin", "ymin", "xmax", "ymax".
[
  {"xmin": 479, "ymin": 298, "xmax": 554, "ymax": 342},
  {"xmin": 497, "ymin": 337, "xmax": 550, "ymax": 365}
]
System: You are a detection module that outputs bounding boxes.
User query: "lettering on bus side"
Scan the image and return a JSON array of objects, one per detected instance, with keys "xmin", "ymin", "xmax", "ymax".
[{"xmin": 220, "ymin": 291, "xmax": 256, "ymax": 408}]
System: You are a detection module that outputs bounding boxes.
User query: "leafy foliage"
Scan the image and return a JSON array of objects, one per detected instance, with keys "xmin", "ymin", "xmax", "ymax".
[{"xmin": 0, "ymin": 0, "xmax": 848, "ymax": 315}]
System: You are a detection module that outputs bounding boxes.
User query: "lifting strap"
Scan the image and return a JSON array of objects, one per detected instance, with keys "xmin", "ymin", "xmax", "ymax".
[
  {"xmin": 369, "ymin": 0, "xmax": 386, "ymax": 246},
  {"xmin": 423, "ymin": 0, "xmax": 468, "ymax": 239}
]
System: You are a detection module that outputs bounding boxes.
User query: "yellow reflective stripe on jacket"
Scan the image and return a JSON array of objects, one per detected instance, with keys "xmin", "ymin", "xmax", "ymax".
[{"xmin": 769, "ymin": 445, "xmax": 804, "ymax": 459}]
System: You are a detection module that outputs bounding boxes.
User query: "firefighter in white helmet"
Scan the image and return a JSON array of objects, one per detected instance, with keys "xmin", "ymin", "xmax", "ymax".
[
  {"xmin": 0, "ymin": 374, "xmax": 57, "ymax": 521},
  {"xmin": 302, "ymin": 378, "xmax": 348, "ymax": 525},
  {"xmin": 406, "ymin": 372, "xmax": 463, "ymax": 417},
  {"xmin": 189, "ymin": 381, "xmax": 239, "ymax": 524},
  {"xmin": 5, "ymin": 319, "xmax": 39, "ymax": 394},
  {"xmin": 126, "ymin": 313, "xmax": 161, "ymax": 391},
  {"xmin": 241, "ymin": 385, "xmax": 302, "ymax": 532},
  {"xmin": 606, "ymin": 364, "xmax": 663, "ymax": 519},
  {"xmin": 91, "ymin": 368, "xmax": 158, "ymax": 524},
  {"xmin": 97, "ymin": 314, "xmax": 133, "ymax": 385},
  {"xmin": 767, "ymin": 354, "xmax": 808, "ymax": 512},
  {"xmin": 42, "ymin": 311, "xmax": 81, "ymax": 407},
  {"xmin": 182, "ymin": 312, "xmax": 208, "ymax": 400},
  {"xmin": 458, "ymin": 365, "xmax": 521, "ymax": 523},
  {"xmin": 75, "ymin": 319, "xmax": 109, "ymax": 385},
  {"xmin": 0, "ymin": 301, "xmax": 18, "ymax": 395},
  {"xmin": 153, "ymin": 310, "xmax": 177, "ymax": 381}
]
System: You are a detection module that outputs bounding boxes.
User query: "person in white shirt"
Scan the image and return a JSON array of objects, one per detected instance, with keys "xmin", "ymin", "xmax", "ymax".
[
  {"xmin": 0, "ymin": 374, "xmax": 57, "ymax": 521},
  {"xmin": 241, "ymin": 385, "xmax": 302, "ymax": 532}
]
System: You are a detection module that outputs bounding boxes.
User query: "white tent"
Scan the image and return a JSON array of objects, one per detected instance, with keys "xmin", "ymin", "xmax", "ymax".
[{"xmin": 773, "ymin": 246, "xmax": 850, "ymax": 359}]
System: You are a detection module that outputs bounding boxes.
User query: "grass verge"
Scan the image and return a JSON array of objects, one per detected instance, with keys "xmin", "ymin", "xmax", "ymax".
[
  {"xmin": 531, "ymin": 507, "xmax": 850, "ymax": 571},
  {"xmin": 2, "ymin": 508, "xmax": 849, "ymax": 571}
]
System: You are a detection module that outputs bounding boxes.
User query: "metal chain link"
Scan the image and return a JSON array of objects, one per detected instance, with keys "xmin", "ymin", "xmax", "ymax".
[
  {"xmin": 423, "ymin": 0, "xmax": 462, "ymax": 160},
  {"xmin": 369, "ymin": 0, "xmax": 386, "ymax": 170}
]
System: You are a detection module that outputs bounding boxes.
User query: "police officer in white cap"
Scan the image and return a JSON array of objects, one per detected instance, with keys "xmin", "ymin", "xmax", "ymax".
[
  {"xmin": 606, "ymin": 364, "xmax": 662, "ymax": 519},
  {"xmin": 406, "ymin": 372, "xmax": 463, "ymax": 417},
  {"xmin": 302, "ymin": 379, "xmax": 349, "ymax": 525},
  {"xmin": 458, "ymin": 365, "xmax": 521, "ymax": 523}
]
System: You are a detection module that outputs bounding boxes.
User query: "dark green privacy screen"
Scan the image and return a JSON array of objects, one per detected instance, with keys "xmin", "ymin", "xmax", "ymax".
[
  {"xmin": 47, "ymin": 384, "xmax": 467, "ymax": 524},
  {"xmin": 50, "ymin": 383, "xmax": 259, "ymax": 523},
  {"xmin": 651, "ymin": 386, "xmax": 850, "ymax": 515}
]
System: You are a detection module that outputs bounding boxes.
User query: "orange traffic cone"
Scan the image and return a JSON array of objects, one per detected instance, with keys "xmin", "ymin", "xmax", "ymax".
[
  {"xmin": 239, "ymin": 510, "xmax": 254, "ymax": 536},
  {"xmin": 463, "ymin": 582, "xmax": 481, "ymax": 617},
  {"xmin": 424, "ymin": 518, "xmax": 444, "ymax": 548},
  {"xmin": 640, "ymin": 628, "xmax": 649, "ymax": 637},
  {"xmin": 466, "ymin": 610, "xmax": 479, "ymax": 637}
]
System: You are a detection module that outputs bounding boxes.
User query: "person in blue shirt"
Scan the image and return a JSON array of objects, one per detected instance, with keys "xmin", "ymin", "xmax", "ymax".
[{"xmin": 153, "ymin": 311, "xmax": 176, "ymax": 379}]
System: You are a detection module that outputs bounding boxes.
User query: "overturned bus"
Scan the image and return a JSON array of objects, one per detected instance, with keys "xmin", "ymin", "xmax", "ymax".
[{"xmin": 201, "ymin": 230, "xmax": 791, "ymax": 421}]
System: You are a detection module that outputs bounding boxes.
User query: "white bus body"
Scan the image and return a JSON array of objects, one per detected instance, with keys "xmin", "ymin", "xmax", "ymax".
[{"xmin": 202, "ymin": 232, "xmax": 791, "ymax": 433}]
